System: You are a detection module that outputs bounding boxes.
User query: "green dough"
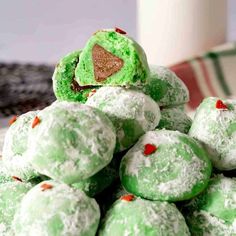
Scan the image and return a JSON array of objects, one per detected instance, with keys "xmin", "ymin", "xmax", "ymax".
[
  {"xmin": 2, "ymin": 111, "xmax": 39, "ymax": 181},
  {"xmin": 98, "ymin": 197, "xmax": 190, "ymax": 236},
  {"xmin": 75, "ymin": 29, "xmax": 149, "ymax": 86},
  {"xmin": 189, "ymin": 97, "xmax": 236, "ymax": 170},
  {"xmin": 183, "ymin": 175, "xmax": 236, "ymax": 235},
  {"xmin": 185, "ymin": 210, "xmax": 236, "ymax": 236},
  {"xmin": 27, "ymin": 101, "xmax": 116, "ymax": 184},
  {"xmin": 86, "ymin": 87, "xmax": 160, "ymax": 152},
  {"xmin": 72, "ymin": 161, "xmax": 118, "ymax": 197},
  {"xmin": 157, "ymin": 107, "xmax": 192, "ymax": 133},
  {"xmin": 13, "ymin": 180, "xmax": 100, "ymax": 236},
  {"xmin": 0, "ymin": 181, "xmax": 32, "ymax": 235},
  {"xmin": 120, "ymin": 130, "xmax": 212, "ymax": 201},
  {"xmin": 142, "ymin": 65, "xmax": 189, "ymax": 107},
  {"xmin": 53, "ymin": 50, "xmax": 97, "ymax": 103}
]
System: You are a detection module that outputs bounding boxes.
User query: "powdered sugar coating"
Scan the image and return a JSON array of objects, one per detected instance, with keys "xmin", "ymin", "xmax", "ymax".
[
  {"xmin": 86, "ymin": 87, "xmax": 160, "ymax": 152},
  {"xmin": 26, "ymin": 102, "xmax": 116, "ymax": 184},
  {"xmin": 13, "ymin": 180, "xmax": 100, "ymax": 236},
  {"xmin": 2, "ymin": 111, "xmax": 39, "ymax": 180},
  {"xmin": 157, "ymin": 106, "xmax": 192, "ymax": 133},
  {"xmin": 189, "ymin": 97, "xmax": 236, "ymax": 170},
  {"xmin": 98, "ymin": 197, "xmax": 190, "ymax": 236},
  {"xmin": 184, "ymin": 175, "xmax": 236, "ymax": 226},
  {"xmin": 143, "ymin": 65, "xmax": 189, "ymax": 107},
  {"xmin": 185, "ymin": 210, "xmax": 236, "ymax": 236},
  {"xmin": 0, "ymin": 181, "xmax": 32, "ymax": 236},
  {"xmin": 120, "ymin": 130, "xmax": 212, "ymax": 201}
]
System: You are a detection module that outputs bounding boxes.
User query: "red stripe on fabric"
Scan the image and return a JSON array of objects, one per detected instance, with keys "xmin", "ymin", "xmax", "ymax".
[
  {"xmin": 196, "ymin": 57, "xmax": 217, "ymax": 96},
  {"xmin": 170, "ymin": 62, "xmax": 205, "ymax": 109}
]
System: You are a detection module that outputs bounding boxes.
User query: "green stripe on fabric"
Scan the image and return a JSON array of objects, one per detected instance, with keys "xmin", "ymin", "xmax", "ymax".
[{"xmin": 205, "ymin": 52, "xmax": 231, "ymax": 96}]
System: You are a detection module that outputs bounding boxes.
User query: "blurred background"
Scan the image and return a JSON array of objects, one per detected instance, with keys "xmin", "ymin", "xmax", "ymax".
[{"xmin": 0, "ymin": 0, "xmax": 235, "ymax": 125}]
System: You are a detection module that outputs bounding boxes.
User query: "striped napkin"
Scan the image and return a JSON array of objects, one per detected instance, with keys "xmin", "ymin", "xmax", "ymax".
[{"xmin": 170, "ymin": 42, "xmax": 236, "ymax": 110}]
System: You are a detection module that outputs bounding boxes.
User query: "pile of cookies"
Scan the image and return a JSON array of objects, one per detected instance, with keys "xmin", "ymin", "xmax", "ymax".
[{"xmin": 0, "ymin": 28, "xmax": 235, "ymax": 236}]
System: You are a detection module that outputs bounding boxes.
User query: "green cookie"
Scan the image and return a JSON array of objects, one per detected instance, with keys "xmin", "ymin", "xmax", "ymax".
[
  {"xmin": 183, "ymin": 175, "xmax": 236, "ymax": 235},
  {"xmin": 120, "ymin": 130, "xmax": 212, "ymax": 201},
  {"xmin": 143, "ymin": 65, "xmax": 189, "ymax": 107},
  {"xmin": 157, "ymin": 106, "xmax": 192, "ymax": 133},
  {"xmin": 53, "ymin": 50, "xmax": 97, "ymax": 103},
  {"xmin": 2, "ymin": 111, "xmax": 39, "ymax": 181},
  {"xmin": 0, "ymin": 181, "xmax": 32, "ymax": 235},
  {"xmin": 189, "ymin": 97, "xmax": 236, "ymax": 170},
  {"xmin": 75, "ymin": 29, "xmax": 149, "ymax": 86},
  {"xmin": 86, "ymin": 87, "xmax": 160, "ymax": 152},
  {"xmin": 98, "ymin": 197, "xmax": 190, "ymax": 236},
  {"xmin": 13, "ymin": 180, "xmax": 100, "ymax": 236},
  {"xmin": 27, "ymin": 101, "xmax": 116, "ymax": 184},
  {"xmin": 72, "ymin": 161, "xmax": 118, "ymax": 197}
]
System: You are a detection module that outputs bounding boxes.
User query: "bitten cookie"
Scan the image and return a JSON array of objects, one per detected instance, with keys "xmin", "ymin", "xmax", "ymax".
[
  {"xmin": 86, "ymin": 87, "xmax": 160, "ymax": 152},
  {"xmin": 27, "ymin": 101, "xmax": 116, "ymax": 184},
  {"xmin": 0, "ymin": 181, "xmax": 32, "ymax": 235},
  {"xmin": 120, "ymin": 130, "xmax": 212, "ymax": 201},
  {"xmin": 75, "ymin": 29, "xmax": 149, "ymax": 86},
  {"xmin": 53, "ymin": 50, "xmax": 97, "ymax": 103},
  {"xmin": 157, "ymin": 106, "xmax": 192, "ymax": 133},
  {"xmin": 98, "ymin": 196, "xmax": 190, "ymax": 236},
  {"xmin": 2, "ymin": 111, "xmax": 39, "ymax": 181},
  {"xmin": 189, "ymin": 97, "xmax": 236, "ymax": 170},
  {"xmin": 142, "ymin": 65, "xmax": 189, "ymax": 107},
  {"xmin": 13, "ymin": 180, "xmax": 100, "ymax": 236},
  {"xmin": 182, "ymin": 175, "xmax": 236, "ymax": 236}
]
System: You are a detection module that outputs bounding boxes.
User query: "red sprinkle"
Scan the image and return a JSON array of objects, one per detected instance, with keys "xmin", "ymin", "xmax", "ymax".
[
  {"xmin": 40, "ymin": 183, "xmax": 53, "ymax": 191},
  {"xmin": 9, "ymin": 115, "xmax": 18, "ymax": 126},
  {"xmin": 216, "ymin": 100, "xmax": 228, "ymax": 110},
  {"xmin": 143, "ymin": 143, "xmax": 157, "ymax": 156},
  {"xmin": 12, "ymin": 176, "xmax": 23, "ymax": 182},
  {"xmin": 32, "ymin": 116, "xmax": 40, "ymax": 128},
  {"xmin": 120, "ymin": 194, "xmax": 135, "ymax": 202},
  {"xmin": 115, "ymin": 27, "xmax": 127, "ymax": 35},
  {"xmin": 87, "ymin": 89, "xmax": 97, "ymax": 98}
]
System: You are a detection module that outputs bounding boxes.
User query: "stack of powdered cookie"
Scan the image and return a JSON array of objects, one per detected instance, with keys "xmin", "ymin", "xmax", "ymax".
[{"xmin": 0, "ymin": 28, "xmax": 235, "ymax": 236}]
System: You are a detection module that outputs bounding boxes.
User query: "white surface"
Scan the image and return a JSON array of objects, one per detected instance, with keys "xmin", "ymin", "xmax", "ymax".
[{"xmin": 137, "ymin": 0, "xmax": 227, "ymax": 66}]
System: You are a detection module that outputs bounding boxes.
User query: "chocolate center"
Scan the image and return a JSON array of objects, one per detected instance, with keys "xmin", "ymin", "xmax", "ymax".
[
  {"xmin": 92, "ymin": 44, "xmax": 124, "ymax": 82},
  {"xmin": 70, "ymin": 79, "xmax": 93, "ymax": 92}
]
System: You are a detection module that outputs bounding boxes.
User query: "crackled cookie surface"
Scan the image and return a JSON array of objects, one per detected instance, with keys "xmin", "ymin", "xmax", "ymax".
[
  {"xmin": 27, "ymin": 102, "xmax": 116, "ymax": 184},
  {"xmin": 120, "ymin": 130, "xmax": 212, "ymax": 201},
  {"xmin": 13, "ymin": 180, "xmax": 100, "ymax": 236},
  {"xmin": 0, "ymin": 181, "xmax": 32, "ymax": 236},
  {"xmin": 53, "ymin": 50, "xmax": 96, "ymax": 103},
  {"xmin": 98, "ymin": 196, "xmax": 190, "ymax": 236},
  {"xmin": 142, "ymin": 65, "xmax": 189, "ymax": 107},
  {"xmin": 2, "ymin": 111, "xmax": 39, "ymax": 180},
  {"xmin": 183, "ymin": 175, "xmax": 236, "ymax": 235},
  {"xmin": 75, "ymin": 29, "xmax": 149, "ymax": 86},
  {"xmin": 189, "ymin": 97, "xmax": 236, "ymax": 170},
  {"xmin": 157, "ymin": 107, "xmax": 192, "ymax": 134},
  {"xmin": 86, "ymin": 87, "xmax": 160, "ymax": 152}
]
